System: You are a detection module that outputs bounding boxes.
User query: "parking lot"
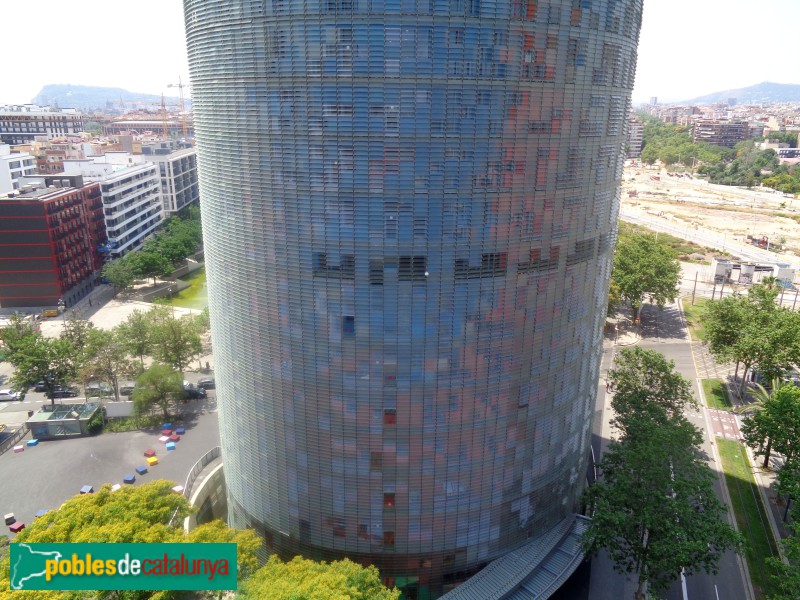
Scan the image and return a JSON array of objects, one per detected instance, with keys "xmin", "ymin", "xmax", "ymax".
[{"xmin": 0, "ymin": 397, "xmax": 220, "ymax": 532}]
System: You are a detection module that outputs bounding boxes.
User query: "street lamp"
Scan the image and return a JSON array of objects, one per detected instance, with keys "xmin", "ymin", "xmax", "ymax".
[
  {"xmin": 169, "ymin": 285, "xmax": 176, "ymax": 317},
  {"xmin": 57, "ymin": 298, "xmax": 66, "ymax": 325}
]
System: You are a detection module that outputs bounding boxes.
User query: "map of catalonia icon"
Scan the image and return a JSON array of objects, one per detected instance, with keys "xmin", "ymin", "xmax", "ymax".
[{"xmin": 10, "ymin": 544, "xmax": 63, "ymax": 590}]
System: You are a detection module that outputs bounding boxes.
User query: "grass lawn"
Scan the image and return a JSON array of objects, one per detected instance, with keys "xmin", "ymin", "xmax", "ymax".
[
  {"xmin": 702, "ymin": 378, "xmax": 732, "ymax": 410},
  {"xmin": 618, "ymin": 221, "xmax": 727, "ymax": 258},
  {"xmin": 717, "ymin": 439, "xmax": 781, "ymax": 599},
  {"xmin": 682, "ymin": 297, "xmax": 708, "ymax": 341}
]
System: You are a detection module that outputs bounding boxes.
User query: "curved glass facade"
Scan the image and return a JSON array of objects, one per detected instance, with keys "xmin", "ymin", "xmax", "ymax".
[{"xmin": 184, "ymin": 0, "xmax": 641, "ymax": 596}]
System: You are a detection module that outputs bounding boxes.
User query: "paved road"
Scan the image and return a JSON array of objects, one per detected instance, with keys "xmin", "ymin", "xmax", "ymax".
[{"xmin": 587, "ymin": 302, "xmax": 751, "ymax": 600}]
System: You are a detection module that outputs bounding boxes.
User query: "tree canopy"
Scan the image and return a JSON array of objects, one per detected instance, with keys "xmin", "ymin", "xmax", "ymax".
[
  {"xmin": 585, "ymin": 349, "xmax": 742, "ymax": 599},
  {"xmin": 639, "ymin": 115, "xmax": 732, "ymax": 168},
  {"xmin": 0, "ymin": 313, "xmax": 39, "ymax": 360},
  {"xmin": 101, "ymin": 256, "xmax": 138, "ymax": 291},
  {"xmin": 607, "ymin": 347, "xmax": 696, "ymax": 431},
  {"xmin": 638, "ymin": 114, "xmax": 800, "ymax": 194},
  {"xmin": 116, "ymin": 309, "xmax": 155, "ymax": 371},
  {"xmin": 611, "ymin": 233, "xmax": 681, "ymax": 319},
  {"xmin": 80, "ymin": 328, "xmax": 134, "ymax": 401},
  {"xmin": 0, "ymin": 480, "xmax": 260, "ymax": 599},
  {"xmin": 584, "ymin": 418, "xmax": 741, "ymax": 599},
  {"xmin": 101, "ymin": 212, "xmax": 204, "ymax": 291},
  {"xmin": 741, "ymin": 383, "xmax": 800, "ymax": 469},
  {"xmin": 8, "ymin": 336, "xmax": 80, "ymax": 404},
  {"xmin": 240, "ymin": 556, "xmax": 400, "ymax": 600},
  {"xmin": 703, "ymin": 282, "xmax": 800, "ymax": 393},
  {"xmin": 148, "ymin": 309, "xmax": 203, "ymax": 373},
  {"xmin": 132, "ymin": 363, "xmax": 185, "ymax": 418}
]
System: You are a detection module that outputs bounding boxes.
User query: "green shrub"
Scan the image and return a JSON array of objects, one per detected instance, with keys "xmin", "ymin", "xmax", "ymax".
[{"xmin": 87, "ymin": 407, "xmax": 105, "ymax": 435}]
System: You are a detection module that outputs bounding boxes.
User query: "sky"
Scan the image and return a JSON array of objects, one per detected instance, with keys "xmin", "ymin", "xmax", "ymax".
[{"xmin": 1, "ymin": 0, "xmax": 798, "ymax": 106}]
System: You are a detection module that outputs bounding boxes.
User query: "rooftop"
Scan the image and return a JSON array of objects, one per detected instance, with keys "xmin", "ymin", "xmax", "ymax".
[
  {"xmin": 27, "ymin": 402, "xmax": 100, "ymax": 422},
  {"xmin": 440, "ymin": 515, "xmax": 591, "ymax": 600}
]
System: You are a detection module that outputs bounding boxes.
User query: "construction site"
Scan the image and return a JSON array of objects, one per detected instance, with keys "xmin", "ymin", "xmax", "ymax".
[{"xmin": 621, "ymin": 162, "xmax": 800, "ymax": 258}]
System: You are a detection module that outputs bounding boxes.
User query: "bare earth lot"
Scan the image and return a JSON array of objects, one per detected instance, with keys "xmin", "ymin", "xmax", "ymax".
[{"xmin": 622, "ymin": 165, "xmax": 800, "ymax": 257}]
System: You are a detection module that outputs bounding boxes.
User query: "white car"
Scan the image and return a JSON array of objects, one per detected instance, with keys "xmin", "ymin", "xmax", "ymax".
[{"xmin": 0, "ymin": 389, "xmax": 20, "ymax": 402}]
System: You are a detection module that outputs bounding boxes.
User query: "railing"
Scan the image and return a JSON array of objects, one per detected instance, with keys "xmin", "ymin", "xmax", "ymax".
[
  {"xmin": 168, "ymin": 446, "xmax": 221, "ymax": 528},
  {"xmin": 183, "ymin": 446, "xmax": 221, "ymax": 499},
  {"xmin": 0, "ymin": 424, "xmax": 29, "ymax": 457}
]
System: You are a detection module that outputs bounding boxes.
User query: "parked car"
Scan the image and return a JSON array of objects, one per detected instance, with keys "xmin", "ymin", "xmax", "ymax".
[
  {"xmin": 86, "ymin": 383, "xmax": 113, "ymax": 397},
  {"xmin": 197, "ymin": 378, "xmax": 215, "ymax": 390},
  {"xmin": 183, "ymin": 386, "xmax": 207, "ymax": 400},
  {"xmin": 51, "ymin": 387, "xmax": 79, "ymax": 399},
  {"xmin": 34, "ymin": 381, "xmax": 47, "ymax": 392},
  {"xmin": 0, "ymin": 389, "xmax": 21, "ymax": 402},
  {"xmin": 119, "ymin": 386, "xmax": 135, "ymax": 397}
]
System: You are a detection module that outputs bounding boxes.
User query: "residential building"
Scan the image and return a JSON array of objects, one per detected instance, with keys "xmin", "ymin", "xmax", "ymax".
[
  {"xmin": 778, "ymin": 147, "xmax": 800, "ymax": 165},
  {"xmin": 0, "ymin": 105, "xmax": 84, "ymax": 145},
  {"xmin": 103, "ymin": 119, "xmax": 193, "ymax": 138},
  {"xmin": 141, "ymin": 141, "xmax": 200, "ymax": 215},
  {"xmin": 0, "ymin": 175, "xmax": 105, "ymax": 308},
  {"xmin": 692, "ymin": 119, "xmax": 751, "ymax": 147},
  {"xmin": 0, "ymin": 144, "xmax": 36, "ymax": 194},
  {"xmin": 626, "ymin": 113, "xmax": 644, "ymax": 158},
  {"xmin": 63, "ymin": 154, "xmax": 163, "ymax": 259},
  {"xmin": 185, "ymin": 0, "xmax": 642, "ymax": 597}
]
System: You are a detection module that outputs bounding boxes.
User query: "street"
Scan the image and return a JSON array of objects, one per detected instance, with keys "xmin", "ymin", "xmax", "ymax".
[{"xmin": 587, "ymin": 301, "xmax": 752, "ymax": 600}]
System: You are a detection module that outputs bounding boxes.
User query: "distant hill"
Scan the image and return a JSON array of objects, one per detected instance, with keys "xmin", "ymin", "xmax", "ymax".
[
  {"xmin": 683, "ymin": 82, "xmax": 800, "ymax": 105},
  {"xmin": 31, "ymin": 84, "xmax": 189, "ymax": 112}
]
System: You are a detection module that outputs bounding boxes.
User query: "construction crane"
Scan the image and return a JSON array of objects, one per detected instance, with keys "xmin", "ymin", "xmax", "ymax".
[
  {"xmin": 160, "ymin": 94, "xmax": 169, "ymax": 138},
  {"xmin": 167, "ymin": 77, "xmax": 189, "ymax": 138}
]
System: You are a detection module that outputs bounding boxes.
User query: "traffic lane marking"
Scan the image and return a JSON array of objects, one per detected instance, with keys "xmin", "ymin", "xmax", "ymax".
[{"xmin": 707, "ymin": 408, "xmax": 742, "ymax": 440}]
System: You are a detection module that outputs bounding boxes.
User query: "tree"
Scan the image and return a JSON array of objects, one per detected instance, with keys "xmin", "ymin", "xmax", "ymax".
[
  {"xmin": 59, "ymin": 312, "xmax": 94, "ymax": 353},
  {"xmin": 704, "ymin": 283, "xmax": 800, "ymax": 393},
  {"xmin": 583, "ymin": 416, "xmax": 743, "ymax": 600},
  {"xmin": 0, "ymin": 480, "xmax": 260, "ymax": 599},
  {"xmin": 607, "ymin": 347, "xmax": 696, "ymax": 431},
  {"xmin": 703, "ymin": 294, "xmax": 749, "ymax": 373},
  {"xmin": 611, "ymin": 233, "xmax": 681, "ymax": 320},
  {"xmin": 129, "ymin": 252, "xmax": 172, "ymax": 285},
  {"xmin": 587, "ymin": 348, "xmax": 742, "ymax": 598},
  {"xmin": 131, "ymin": 364, "xmax": 184, "ymax": 418},
  {"xmin": 9, "ymin": 335, "xmax": 80, "ymax": 405},
  {"xmin": 101, "ymin": 255, "xmax": 138, "ymax": 290},
  {"xmin": 81, "ymin": 328, "xmax": 134, "ymax": 401},
  {"xmin": 741, "ymin": 383, "xmax": 800, "ymax": 469},
  {"xmin": 193, "ymin": 307, "xmax": 211, "ymax": 333},
  {"xmin": 240, "ymin": 555, "xmax": 400, "ymax": 600},
  {"xmin": 150, "ymin": 311, "xmax": 202, "ymax": 373},
  {"xmin": 116, "ymin": 309, "xmax": 155, "ymax": 371},
  {"xmin": 764, "ymin": 460, "xmax": 800, "ymax": 599},
  {"xmin": 0, "ymin": 312, "xmax": 39, "ymax": 362}
]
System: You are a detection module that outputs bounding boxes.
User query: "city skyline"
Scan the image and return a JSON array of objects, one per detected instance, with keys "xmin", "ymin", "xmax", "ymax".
[{"xmin": 2, "ymin": 0, "xmax": 799, "ymax": 107}]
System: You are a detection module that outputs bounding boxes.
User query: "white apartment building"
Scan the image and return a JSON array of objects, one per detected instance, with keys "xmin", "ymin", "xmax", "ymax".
[
  {"xmin": 63, "ymin": 153, "xmax": 163, "ymax": 259},
  {"xmin": 0, "ymin": 105, "xmax": 84, "ymax": 145},
  {"xmin": 141, "ymin": 141, "xmax": 199, "ymax": 215},
  {"xmin": 0, "ymin": 144, "xmax": 37, "ymax": 194}
]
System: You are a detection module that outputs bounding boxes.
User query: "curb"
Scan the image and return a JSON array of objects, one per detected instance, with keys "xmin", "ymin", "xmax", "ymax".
[{"xmin": 683, "ymin": 296, "xmax": 757, "ymax": 600}]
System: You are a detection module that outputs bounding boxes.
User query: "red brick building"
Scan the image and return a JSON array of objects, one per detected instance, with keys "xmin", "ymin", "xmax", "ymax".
[{"xmin": 0, "ymin": 175, "xmax": 106, "ymax": 308}]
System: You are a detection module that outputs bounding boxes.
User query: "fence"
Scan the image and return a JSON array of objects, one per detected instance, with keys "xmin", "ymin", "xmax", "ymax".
[{"xmin": 0, "ymin": 424, "xmax": 29, "ymax": 457}]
